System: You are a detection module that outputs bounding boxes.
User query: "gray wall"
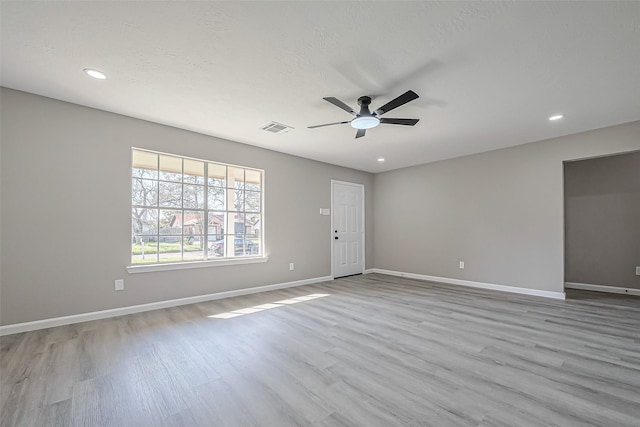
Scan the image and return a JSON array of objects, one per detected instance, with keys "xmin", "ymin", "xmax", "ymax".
[
  {"xmin": 0, "ymin": 88, "xmax": 374, "ymax": 325},
  {"xmin": 564, "ymin": 151, "xmax": 640, "ymax": 289},
  {"xmin": 374, "ymin": 121, "xmax": 640, "ymax": 293}
]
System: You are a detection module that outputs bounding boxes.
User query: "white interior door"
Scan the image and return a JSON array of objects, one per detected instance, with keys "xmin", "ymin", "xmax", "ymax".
[{"xmin": 332, "ymin": 181, "xmax": 364, "ymax": 278}]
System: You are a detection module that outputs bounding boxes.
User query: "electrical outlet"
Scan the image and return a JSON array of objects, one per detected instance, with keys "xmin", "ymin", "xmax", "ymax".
[
  {"xmin": 289, "ymin": 263, "xmax": 295, "ymax": 271},
  {"xmin": 459, "ymin": 261, "xmax": 465, "ymax": 269},
  {"xmin": 636, "ymin": 266, "xmax": 640, "ymax": 276},
  {"xmin": 115, "ymin": 279, "xmax": 124, "ymax": 291}
]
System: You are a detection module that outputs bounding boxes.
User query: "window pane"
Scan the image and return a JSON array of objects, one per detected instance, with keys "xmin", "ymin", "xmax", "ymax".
[
  {"xmin": 183, "ymin": 235, "xmax": 204, "ymax": 261},
  {"xmin": 160, "ymin": 155, "xmax": 182, "ymax": 182},
  {"xmin": 132, "ymin": 178, "xmax": 158, "ymax": 206},
  {"xmin": 132, "ymin": 150, "xmax": 158, "ymax": 179},
  {"xmin": 227, "ymin": 235, "xmax": 256, "ymax": 256},
  {"xmin": 131, "ymin": 207, "xmax": 158, "ymax": 232},
  {"xmin": 232, "ymin": 189, "xmax": 244, "ymax": 211},
  {"xmin": 158, "ymin": 240, "xmax": 182, "ymax": 263},
  {"xmin": 245, "ymin": 169, "xmax": 261, "ymax": 191},
  {"xmin": 159, "ymin": 209, "xmax": 181, "ymax": 235},
  {"xmin": 132, "ymin": 239, "xmax": 158, "ymax": 264},
  {"xmin": 247, "ymin": 237, "xmax": 260, "ymax": 255},
  {"xmin": 228, "ymin": 167, "xmax": 244, "ymax": 189},
  {"xmin": 182, "ymin": 210, "xmax": 204, "ymax": 236},
  {"xmin": 184, "ymin": 184, "xmax": 204, "ymax": 209},
  {"xmin": 245, "ymin": 213, "xmax": 261, "ymax": 237},
  {"xmin": 208, "ymin": 234, "xmax": 224, "ymax": 257},
  {"xmin": 184, "ymin": 159, "xmax": 204, "ymax": 184},
  {"xmin": 207, "ymin": 187, "xmax": 225, "ymax": 210},
  {"xmin": 208, "ymin": 163, "xmax": 226, "ymax": 187},
  {"xmin": 159, "ymin": 181, "xmax": 182, "ymax": 208},
  {"xmin": 132, "ymin": 208, "xmax": 158, "ymax": 236},
  {"xmin": 229, "ymin": 212, "xmax": 246, "ymax": 234},
  {"xmin": 245, "ymin": 191, "xmax": 260, "ymax": 212},
  {"xmin": 208, "ymin": 212, "xmax": 225, "ymax": 239}
]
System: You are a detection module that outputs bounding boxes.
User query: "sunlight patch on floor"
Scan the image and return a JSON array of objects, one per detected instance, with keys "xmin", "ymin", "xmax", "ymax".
[{"xmin": 208, "ymin": 293, "xmax": 330, "ymax": 319}]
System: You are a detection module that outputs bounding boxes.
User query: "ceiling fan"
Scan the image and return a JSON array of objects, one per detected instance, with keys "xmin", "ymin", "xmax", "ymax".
[{"xmin": 308, "ymin": 90, "xmax": 420, "ymax": 138}]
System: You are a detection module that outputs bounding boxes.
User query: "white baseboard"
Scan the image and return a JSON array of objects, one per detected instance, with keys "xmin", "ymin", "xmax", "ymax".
[
  {"xmin": 564, "ymin": 282, "xmax": 640, "ymax": 296},
  {"xmin": 0, "ymin": 275, "xmax": 333, "ymax": 336},
  {"xmin": 363, "ymin": 268, "xmax": 376, "ymax": 275},
  {"xmin": 370, "ymin": 269, "xmax": 566, "ymax": 300}
]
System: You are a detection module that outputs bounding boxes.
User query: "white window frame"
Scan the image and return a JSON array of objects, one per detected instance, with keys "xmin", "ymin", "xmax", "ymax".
[{"xmin": 127, "ymin": 148, "xmax": 266, "ymax": 273}]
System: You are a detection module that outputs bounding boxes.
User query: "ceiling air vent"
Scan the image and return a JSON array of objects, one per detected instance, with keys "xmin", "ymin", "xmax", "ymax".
[{"xmin": 261, "ymin": 122, "xmax": 294, "ymax": 134}]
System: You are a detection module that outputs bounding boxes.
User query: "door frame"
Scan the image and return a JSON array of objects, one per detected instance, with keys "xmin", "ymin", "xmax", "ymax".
[{"xmin": 331, "ymin": 180, "xmax": 365, "ymax": 278}]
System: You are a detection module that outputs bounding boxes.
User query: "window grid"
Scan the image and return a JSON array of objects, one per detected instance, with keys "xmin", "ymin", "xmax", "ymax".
[{"xmin": 131, "ymin": 149, "xmax": 262, "ymax": 264}]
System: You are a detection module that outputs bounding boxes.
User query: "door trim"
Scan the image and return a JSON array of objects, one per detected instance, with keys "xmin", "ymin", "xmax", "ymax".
[{"xmin": 331, "ymin": 180, "xmax": 365, "ymax": 278}]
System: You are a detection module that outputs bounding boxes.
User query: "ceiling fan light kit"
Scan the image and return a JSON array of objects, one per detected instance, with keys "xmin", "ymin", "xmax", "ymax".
[
  {"xmin": 351, "ymin": 116, "xmax": 380, "ymax": 130},
  {"xmin": 309, "ymin": 90, "xmax": 420, "ymax": 138}
]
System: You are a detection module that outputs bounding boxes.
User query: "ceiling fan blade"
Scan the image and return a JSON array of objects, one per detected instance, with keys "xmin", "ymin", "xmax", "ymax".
[
  {"xmin": 379, "ymin": 118, "xmax": 420, "ymax": 126},
  {"xmin": 355, "ymin": 128, "xmax": 366, "ymax": 139},
  {"xmin": 323, "ymin": 97, "xmax": 358, "ymax": 116},
  {"xmin": 308, "ymin": 121, "xmax": 350, "ymax": 129},
  {"xmin": 373, "ymin": 90, "xmax": 419, "ymax": 116}
]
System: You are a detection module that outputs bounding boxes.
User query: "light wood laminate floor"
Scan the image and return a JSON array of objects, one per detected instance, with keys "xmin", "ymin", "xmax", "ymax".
[{"xmin": 1, "ymin": 274, "xmax": 640, "ymax": 426}]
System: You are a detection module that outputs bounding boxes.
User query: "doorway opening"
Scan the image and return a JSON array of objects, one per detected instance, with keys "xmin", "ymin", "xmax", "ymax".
[{"xmin": 563, "ymin": 150, "xmax": 640, "ymax": 297}]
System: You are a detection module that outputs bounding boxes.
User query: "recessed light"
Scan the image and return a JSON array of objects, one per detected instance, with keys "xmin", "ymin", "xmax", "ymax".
[
  {"xmin": 549, "ymin": 114, "xmax": 564, "ymax": 121},
  {"xmin": 377, "ymin": 157, "xmax": 385, "ymax": 163},
  {"xmin": 83, "ymin": 68, "xmax": 107, "ymax": 80}
]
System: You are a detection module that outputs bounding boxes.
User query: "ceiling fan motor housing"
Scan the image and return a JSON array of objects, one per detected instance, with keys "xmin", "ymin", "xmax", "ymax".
[
  {"xmin": 351, "ymin": 96, "xmax": 379, "ymax": 129},
  {"xmin": 357, "ymin": 96, "xmax": 372, "ymax": 106}
]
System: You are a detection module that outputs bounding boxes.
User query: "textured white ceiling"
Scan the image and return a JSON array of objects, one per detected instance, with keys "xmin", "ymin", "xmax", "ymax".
[{"xmin": 2, "ymin": 1, "xmax": 639, "ymax": 172}]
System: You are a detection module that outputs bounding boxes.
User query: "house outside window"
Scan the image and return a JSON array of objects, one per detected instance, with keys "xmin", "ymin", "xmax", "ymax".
[{"xmin": 131, "ymin": 149, "xmax": 263, "ymax": 264}]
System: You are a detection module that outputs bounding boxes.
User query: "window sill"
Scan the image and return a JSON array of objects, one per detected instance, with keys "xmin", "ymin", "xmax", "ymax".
[{"xmin": 126, "ymin": 256, "xmax": 269, "ymax": 274}]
